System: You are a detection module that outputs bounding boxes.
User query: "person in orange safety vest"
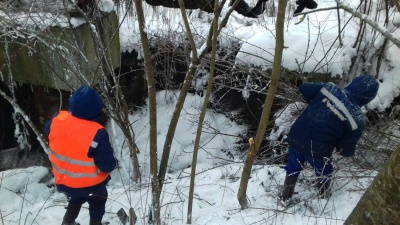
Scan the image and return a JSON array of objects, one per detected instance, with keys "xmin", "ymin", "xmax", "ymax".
[{"xmin": 45, "ymin": 86, "xmax": 117, "ymax": 225}]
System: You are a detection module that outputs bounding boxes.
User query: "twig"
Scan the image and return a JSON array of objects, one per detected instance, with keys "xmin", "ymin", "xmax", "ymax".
[
  {"xmin": 336, "ymin": 0, "xmax": 400, "ymax": 48},
  {"xmin": 201, "ymin": 130, "xmax": 244, "ymax": 138},
  {"xmin": 30, "ymin": 189, "xmax": 55, "ymax": 225},
  {"xmin": 23, "ymin": 212, "xmax": 32, "ymax": 225},
  {"xmin": 0, "ymin": 210, "xmax": 4, "ymax": 225},
  {"xmin": 161, "ymin": 200, "xmax": 185, "ymax": 208},
  {"xmin": 293, "ymin": 7, "xmax": 339, "ymax": 17},
  {"xmin": 336, "ymin": 3, "xmax": 343, "ymax": 47},
  {"xmin": 177, "ymin": 161, "xmax": 238, "ymax": 179},
  {"xmin": 391, "ymin": 0, "xmax": 400, "ymax": 12},
  {"xmin": 19, "ymin": 178, "xmax": 29, "ymax": 225},
  {"xmin": 193, "ymin": 195, "xmax": 214, "ymax": 206}
]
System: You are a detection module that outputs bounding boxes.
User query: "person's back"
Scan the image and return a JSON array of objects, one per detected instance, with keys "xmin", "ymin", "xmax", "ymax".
[
  {"xmin": 280, "ymin": 75, "xmax": 379, "ymax": 203},
  {"xmin": 287, "ymin": 83, "xmax": 361, "ymax": 159},
  {"xmin": 46, "ymin": 85, "xmax": 117, "ymax": 225}
]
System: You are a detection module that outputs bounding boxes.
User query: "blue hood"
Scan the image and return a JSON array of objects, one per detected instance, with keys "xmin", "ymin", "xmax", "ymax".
[
  {"xmin": 344, "ymin": 75, "xmax": 379, "ymax": 106},
  {"xmin": 68, "ymin": 86, "xmax": 104, "ymax": 120}
]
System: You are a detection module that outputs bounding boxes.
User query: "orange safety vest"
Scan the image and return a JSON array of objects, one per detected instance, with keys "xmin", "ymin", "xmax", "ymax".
[{"xmin": 49, "ymin": 111, "xmax": 110, "ymax": 188}]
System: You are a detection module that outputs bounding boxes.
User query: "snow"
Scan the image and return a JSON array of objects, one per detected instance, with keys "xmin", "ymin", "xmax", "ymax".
[
  {"xmin": 0, "ymin": 159, "xmax": 377, "ymax": 225},
  {"xmin": 0, "ymin": 90, "xmax": 378, "ymax": 225},
  {"xmin": 118, "ymin": 0, "xmax": 400, "ymax": 111},
  {"xmin": 1, "ymin": 0, "xmax": 399, "ymax": 224},
  {"xmin": 110, "ymin": 90, "xmax": 246, "ymax": 177},
  {"xmin": 0, "ymin": 0, "xmax": 114, "ymax": 29}
]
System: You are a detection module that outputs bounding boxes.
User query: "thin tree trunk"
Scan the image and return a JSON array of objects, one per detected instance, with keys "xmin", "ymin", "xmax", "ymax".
[
  {"xmin": 337, "ymin": 3, "xmax": 343, "ymax": 47},
  {"xmin": 237, "ymin": 0, "xmax": 288, "ymax": 210},
  {"xmin": 344, "ymin": 146, "xmax": 400, "ymax": 225},
  {"xmin": 187, "ymin": 0, "xmax": 220, "ymax": 223},
  {"xmin": 376, "ymin": 38, "xmax": 388, "ymax": 77},
  {"xmin": 98, "ymin": 80, "xmax": 142, "ymax": 182},
  {"xmin": 237, "ymin": 137, "xmax": 256, "ymax": 208},
  {"xmin": 157, "ymin": 0, "xmax": 202, "ymax": 191},
  {"xmin": 376, "ymin": 0, "xmax": 390, "ymax": 78},
  {"xmin": 133, "ymin": 0, "xmax": 160, "ymax": 224},
  {"xmin": 158, "ymin": 0, "xmax": 239, "ymax": 190}
]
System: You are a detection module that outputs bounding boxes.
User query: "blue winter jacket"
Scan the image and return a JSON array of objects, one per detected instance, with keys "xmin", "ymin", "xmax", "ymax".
[
  {"xmin": 285, "ymin": 75, "xmax": 379, "ymax": 160},
  {"xmin": 45, "ymin": 86, "xmax": 116, "ymax": 197}
]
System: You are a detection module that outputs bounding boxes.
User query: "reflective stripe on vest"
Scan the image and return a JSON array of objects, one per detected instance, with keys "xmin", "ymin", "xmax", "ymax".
[
  {"xmin": 51, "ymin": 161, "xmax": 99, "ymax": 178},
  {"xmin": 49, "ymin": 111, "xmax": 109, "ymax": 188},
  {"xmin": 320, "ymin": 87, "xmax": 358, "ymax": 130}
]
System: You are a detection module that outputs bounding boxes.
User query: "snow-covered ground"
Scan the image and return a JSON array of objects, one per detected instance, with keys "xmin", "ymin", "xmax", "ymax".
[
  {"xmin": 0, "ymin": 90, "xmax": 377, "ymax": 225},
  {"xmin": 0, "ymin": 159, "xmax": 376, "ymax": 225},
  {"xmin": 0, "ymin": 159, "xmax": 377, "ymax": 225},
  {"xmin": 1, "ymin": 0, "xmax": 398, "ymax": 224}
]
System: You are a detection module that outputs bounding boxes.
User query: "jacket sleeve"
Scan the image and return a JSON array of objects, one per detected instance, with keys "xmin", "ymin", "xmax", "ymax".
[
  {"xmin": 88, "ymin": 128, "xmax": 117, "ymax": 173},
  {"xmin": 298, "ymin": 82, "xmax": 325, "ymax": 102},
  {"xmin": 44, "ymin": 112, "xmax": 60, "ymax": 136},
  {"xmin": 336, "ymin": 130, "xmax": 363, "ymax": 157}
]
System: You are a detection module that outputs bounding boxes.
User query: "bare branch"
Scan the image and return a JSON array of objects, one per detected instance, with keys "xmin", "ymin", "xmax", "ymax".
[
  {"xmin": 293, "ymin": 6, "xmax": 339, "ymax": 17},
  {"xmin": 336, "ymin": 0, "xmax": 400, "ymax": 48}
]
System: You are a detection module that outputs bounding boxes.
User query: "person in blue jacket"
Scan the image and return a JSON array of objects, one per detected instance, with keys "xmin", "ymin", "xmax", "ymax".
[
  {"xmin": 280, "ymin": 75, "xmax": 379, "ymax": 202},
  {"xmin": 45, "ymin": 86, "xmax": 117, "ymax": 225}
]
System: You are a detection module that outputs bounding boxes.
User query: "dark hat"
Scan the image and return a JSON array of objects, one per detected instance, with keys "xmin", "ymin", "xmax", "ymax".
[
  {"xmin": 68, "ymin": 86, "xmax": 104, "ymax": 119},
  {"xmin": 345, "ymin": 75, "xmax": 379, "ymax": 106}
]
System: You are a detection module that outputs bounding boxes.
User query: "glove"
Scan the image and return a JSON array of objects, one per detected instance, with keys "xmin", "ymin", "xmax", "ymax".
[{"xmin": 294, "ymin": 0, "xmax": 318, "ymax": 14}]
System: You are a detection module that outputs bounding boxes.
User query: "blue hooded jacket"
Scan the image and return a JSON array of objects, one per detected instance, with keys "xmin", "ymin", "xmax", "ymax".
[
  {"xmin": 45, "ymin": 86, "xmax": 116, "ymax": 197},
  {"xmin": 285, "ymin": 75, "xmax": 379, "ymax": 159}
]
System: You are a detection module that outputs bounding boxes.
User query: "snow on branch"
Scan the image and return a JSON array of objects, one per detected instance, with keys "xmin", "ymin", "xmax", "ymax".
[
  {"xmin": 336, "ymin": 0, "xmax": 400, "ymax": 48},
  {"xmin": 0, "ymin": 88, "xmax": 50, "ymax": 155}
]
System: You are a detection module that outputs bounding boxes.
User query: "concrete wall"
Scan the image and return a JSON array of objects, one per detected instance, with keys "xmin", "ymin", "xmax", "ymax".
[{"xmin": 0, "ymin": 12, "xmax": 120, "ymax": 91}]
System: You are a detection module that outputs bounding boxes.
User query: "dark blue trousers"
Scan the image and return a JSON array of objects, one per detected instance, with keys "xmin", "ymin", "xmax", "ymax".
[
  {"xmin": 67, "ymin": 184, "xmax": 108, "ymax": 220},
  {"xmin": 58, "ymin": 178, "xmax": 110, "ymax": 220},
  {"xmin": 285, "ymin": 146, "xmax": 333, "ymax": 182}
]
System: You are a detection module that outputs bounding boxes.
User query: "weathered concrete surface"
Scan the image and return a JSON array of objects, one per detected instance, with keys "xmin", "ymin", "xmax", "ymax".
[
  {"xmin": 0, "ymin": 12, "xmax": 120, "ymax": 90},
  {"xmin": 344, "ymin": 146, "xmax": 400, "ymax": 225}
]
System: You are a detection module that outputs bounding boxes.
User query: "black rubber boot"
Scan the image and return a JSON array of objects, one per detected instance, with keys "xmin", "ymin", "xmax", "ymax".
[
  {"xmin": 316, "ymin": 179, "xmax": 331, "ymax": 199},
  {"xmin": 279, "ymin": 176, "xmax": 298, "ymax": 201},
  {"xmin": 61, "ymin": 203, "xmax": 81, "ymax": 225},
  {"xmin": 89, "ymin": 218, "xmax": 103, "ymax": 225}
]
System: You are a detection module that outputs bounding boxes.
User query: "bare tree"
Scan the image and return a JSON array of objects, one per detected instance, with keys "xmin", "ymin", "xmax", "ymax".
[
  {"xmin": 131, "ymin": 0, "xmax": 161, "ymax": 224},
  {"xmin": 186, "ymin": 0, "xmax": 220, "ymax": 222},
  {"xmin": 157, "ymin": 0, "xmax": 249, "ymax": 190},
  {"xmin": 237, "ymin": 0, "xmax": 288, "ymax": 209}
]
